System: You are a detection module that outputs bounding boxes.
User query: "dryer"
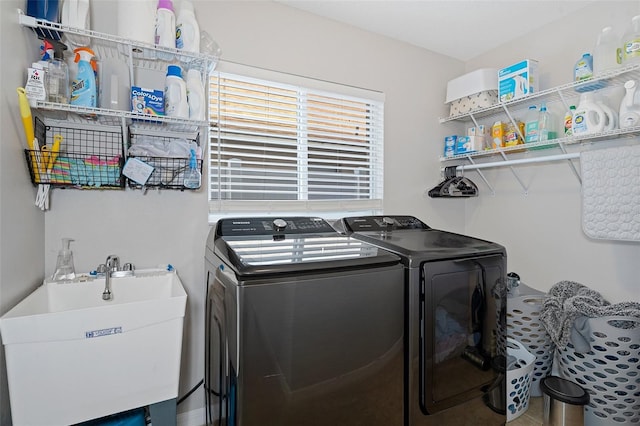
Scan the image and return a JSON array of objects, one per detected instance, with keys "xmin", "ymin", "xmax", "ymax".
[
  {"xmin": 337, "ymin": 215, "xmax": 507, "ymax": 426},
  {"xmin": 205, "ymin": 216, "xmax": 405, "ymax": 426}
]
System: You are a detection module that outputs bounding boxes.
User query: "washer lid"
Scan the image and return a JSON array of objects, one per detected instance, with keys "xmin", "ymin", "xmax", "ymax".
[
  {"xmin": 214, "ymin": 217, "xmax": 401, "ymax": 277},
  {"xmin": 340, "ymin": 215, "xmax": 505, "ymax": 265}
]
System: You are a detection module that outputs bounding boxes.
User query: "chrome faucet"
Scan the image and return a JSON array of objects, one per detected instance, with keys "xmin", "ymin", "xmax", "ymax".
[{"xmin": 102, "ymin": 255, "xmax": 120, "ymax": 301}]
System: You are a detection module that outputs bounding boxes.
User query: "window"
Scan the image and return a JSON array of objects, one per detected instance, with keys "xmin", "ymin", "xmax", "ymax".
[{"xmin": 208, "ymin": 66, "xmax": 384, "ymax": 218}]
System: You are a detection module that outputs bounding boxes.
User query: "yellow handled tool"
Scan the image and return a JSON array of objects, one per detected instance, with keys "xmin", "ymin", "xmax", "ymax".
[
  {"xmin": 17, "ymin": 87, "xmax": 41, "ymax": 182},
  {"xmin": 17, "ymin": 88, "xmax": 35, "ymax": 150},
  {"xmin": 43, "ymin": 134, "xmax": 62, "ymax": 172}
]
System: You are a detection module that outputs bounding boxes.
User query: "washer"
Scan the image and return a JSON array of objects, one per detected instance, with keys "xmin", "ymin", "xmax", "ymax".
[
  {"xmin": 336, "ymin": 215, "xmax": 507, "ymax": 425},
  {"xmin": 205, "ymin": 216, "xmax": 405, "ymax": 426}
]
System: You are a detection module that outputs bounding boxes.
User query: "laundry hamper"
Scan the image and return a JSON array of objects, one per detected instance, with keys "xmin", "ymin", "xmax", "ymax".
[
  {"xmin": 506, "ymin": 338, "xmax": 536, "ymax": 422},
  {"xmin": 557, "ymin": 315, "xmax": 640, "ymax": 426},
  {"xmin": 507, "ymin": 293, "xmax": 555, "ymax": 397}
]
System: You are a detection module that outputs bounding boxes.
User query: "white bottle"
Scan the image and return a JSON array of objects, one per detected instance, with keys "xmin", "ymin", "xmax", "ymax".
[
  {"xmin": 622, "ymin": 15, "xmax": 640, "ymax": 65},
  {"xmin": 186, "ymin": 68, "xmax": 205, "ymax": 120},
  {"xmin": 155, "ymin": 0, "xmax": 176, "ymax": 49},
  {"xmin": 593, "ymin": 26, "xmax": 622, "ymax": 74},
  {"xmin": 573, "ymin": 92, "xmax": 606, "ymax": 135},
  {"xmin": 564, "ymin": 105, "xmax": 576, "ymax": 136},
  {"xmin": 165, "ymin": 65, "xmax": 189, "ymax": 118},
  {"xmin": 117, "ymin": 0, "xmax": 157, "ymax": 44},
  {"xmin": 176, "ymin": 0, "xmax": 200, "ymax": 53}
]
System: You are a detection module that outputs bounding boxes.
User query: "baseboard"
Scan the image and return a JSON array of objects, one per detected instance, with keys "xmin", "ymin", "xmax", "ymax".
[{"xmin": 177, "ymin": 407, "xmax": 205, "ymax": 426}]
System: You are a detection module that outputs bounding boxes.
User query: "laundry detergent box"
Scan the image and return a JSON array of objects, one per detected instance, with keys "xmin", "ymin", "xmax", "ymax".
[
  {"xmin": 498, "ymin": 59, "xmax": 539, "ymax": 102},
  {"xmin": 131, "ymin": 86, "xmax": 164, "ymax": 116},
  {"xmin": 455, "ymin": 136, "xmax": 483, "ymax": 154}
]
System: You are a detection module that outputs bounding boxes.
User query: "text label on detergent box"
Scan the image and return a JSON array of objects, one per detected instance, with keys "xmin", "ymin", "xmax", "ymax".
[{"xmin": 131, "ymin": 86, "xmax": 165, "ymax": 116}]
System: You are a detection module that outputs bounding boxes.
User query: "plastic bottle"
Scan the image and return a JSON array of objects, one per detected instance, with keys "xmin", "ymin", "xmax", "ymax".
[
  {"xmin": 52, "ymin": 238, "xmax": 76, "ymax": 282},
  {"xmin": 574, "ymin": 53, "xmax": 594, "ymax": 82},
  {"xmin": 165, "ymin": 64, "xmax": 189, "ymax": 118},
  {"xmin": 573, "ymin": 92, "xmax": 606, "ymax": 135},
  {"xmin": 60, "ymin": 0, "xmax": 91, "ymax": 46},
  {"xmin": 46, "ymin": 42, "xmax": 69, "ymax": 104},
  {"xmin": 183, "ymin": 148, "xmax": 201, "ymax": 189},
  {"xmin": 524, "ymin": 105, "xmax": 538, "ymax": 143},
  {"xmin": 537, "ymin": 103, "xmax": 556, "ymax": 142},
  {"xmin": 564, "ymin": 105, "xmax": 576, "ymax": 136},
  {"xmin": 155, "ymin": 0, "xmax": 176, "ymax": 49},
  {"xmin": 117, "ymin": 0, "xmax": 156, "ymax": 44},
  {"xmin": 186, "ymin": 68, "xmax": 205, "ymax": 120},
  {"xmin": 175, "ymin": 0, "xmax": 200, "ymax": 53},
  {"xmin": 594, "ymin": 26, "xmax": 622, "ymax": 74},
  {"xmin": 70, "ymin": 47, "xmax": 97, "ymax": 107},
  {"xmin": 622, "ymin": 15, "xmax": 640, "ymax": 65}
]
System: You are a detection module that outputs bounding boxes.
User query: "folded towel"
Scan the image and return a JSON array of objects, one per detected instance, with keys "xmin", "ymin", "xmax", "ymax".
[{"xmin": 540, "ymin": 280, "xmax": 640, "ymax": 352}]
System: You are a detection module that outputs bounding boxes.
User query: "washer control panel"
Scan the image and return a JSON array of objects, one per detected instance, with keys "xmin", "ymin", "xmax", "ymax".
[{"xmin": 217, "ymin": 216, "xmax": 335, "ymax": 236}]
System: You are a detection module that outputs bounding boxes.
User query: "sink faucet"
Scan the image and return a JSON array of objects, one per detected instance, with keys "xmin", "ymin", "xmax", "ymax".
[{"xmin": 102, "ymin": 255, "xmax": 120, "ymax": 301}]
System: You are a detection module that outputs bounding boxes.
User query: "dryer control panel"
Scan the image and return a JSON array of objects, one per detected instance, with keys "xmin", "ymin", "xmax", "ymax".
[{"xmin": 342, "ymin": 215, "xmax": 430, "ymax": 232}]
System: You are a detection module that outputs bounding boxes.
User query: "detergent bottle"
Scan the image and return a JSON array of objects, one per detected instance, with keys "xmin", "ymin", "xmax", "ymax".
[
  {"xmin": 593, "ymin": 26, "xmax": 622, "ymax": 74},
  {"xmin": 186, "ymin": 68, "xmax": 205, "ymax": 120},
  {"xmin": 573, "ymin": 92, "xmax": 606, "ymax": 135},
  {"xmin": 70, "ymin": 47, "xmax": 97, "ymax": 108},
  {"xmin": 619, "ymin": 80, "xmax": 640, "ymax": 128},
  {"xmin": 165, "ymin": 65, "xmax": 189, "ymax": 118},
  {"xmin": 176, "ymin": 0, "xmax": 200, "ymax": 54},
  {"xmin": 622, "ymin": 15, "xmax": 640, "ymax": 65},
  {"xmin": 155, "ymin": 0, "xmax": 176, "ymax": 49}
]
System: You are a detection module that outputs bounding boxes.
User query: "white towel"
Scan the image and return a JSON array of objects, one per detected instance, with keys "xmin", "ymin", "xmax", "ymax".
[{"xmin": 581, "ymin": 144, "xmax": 640, "ymax": 242}]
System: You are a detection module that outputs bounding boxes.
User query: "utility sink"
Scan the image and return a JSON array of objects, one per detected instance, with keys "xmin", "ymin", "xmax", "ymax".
[{"xmin": 0, "ymin": 269, "xmax": 187, "ymax": 426}]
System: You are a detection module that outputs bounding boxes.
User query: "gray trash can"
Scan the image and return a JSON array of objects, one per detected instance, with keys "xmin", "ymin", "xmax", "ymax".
[{"xmin": 540, "ymin": 376, "xmax": 589, "ymax": 426}]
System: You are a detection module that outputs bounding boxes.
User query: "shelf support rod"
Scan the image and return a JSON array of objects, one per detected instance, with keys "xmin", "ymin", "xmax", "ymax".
[
  {"xmin": 499, "ymin": 104, "xmax": 529, "ymax": 193},
  {"xmin": 557, "ymin": 142, "xmax": 582, "ymax": 184},
  {"xmin": 464, "ymin": 156, "xmax": 495, "ymax": 195},
  {"xmin": 455, "ymin": 152, "xmax": 580, "ymax": 171}
]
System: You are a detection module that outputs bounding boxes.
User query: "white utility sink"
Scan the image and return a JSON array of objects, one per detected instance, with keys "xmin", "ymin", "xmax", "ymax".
[{"xmin": 0, "ymin": 269, "xmax": 187, "ymax": 426}]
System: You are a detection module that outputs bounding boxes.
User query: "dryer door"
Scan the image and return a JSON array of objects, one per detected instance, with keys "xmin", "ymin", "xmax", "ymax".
[{"xmin": 419, "ymin": 254, "xmax": 504, "ymax": 413}]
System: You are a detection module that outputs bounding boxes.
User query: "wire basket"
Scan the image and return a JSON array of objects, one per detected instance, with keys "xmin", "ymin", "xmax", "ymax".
[
  {"xmin": 127, "ymin": 128, "xmax": 201, "ymax": 190},
  {"xmin": 506, "ymin": 338, "xmax": 536, "ymax": 422},
  {"xmin": 507, "ymin": 294, "xmax": 555, "ymax": 397},
  {"xmin": 557, "ymin": 315, "xmax": 640, "ymax": 426},
  {"xmin": 26, "ymin": 117, "xmax": 125, "ymax": 189}
]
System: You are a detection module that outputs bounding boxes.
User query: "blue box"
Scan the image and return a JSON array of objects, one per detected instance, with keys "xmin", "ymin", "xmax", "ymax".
[
  {"xmin": 131, "ymin": 86, "xmax": 164, "ymax": 116},
  {"xmin": 444, "ymin": 135, "xmax": 457, "ymax": 158},
  {"xmin": 498, "ymin": 59, "xmax": 538, "ymax": 102}
]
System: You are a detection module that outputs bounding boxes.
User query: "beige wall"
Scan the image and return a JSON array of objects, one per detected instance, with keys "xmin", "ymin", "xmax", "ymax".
[
  {"xmin": 463, "ymin": 1, "xmax": 640, "ymax": 302},
  {"xmin": 1, "ymin": 0, "xmax": 638, "ymax": 423}
]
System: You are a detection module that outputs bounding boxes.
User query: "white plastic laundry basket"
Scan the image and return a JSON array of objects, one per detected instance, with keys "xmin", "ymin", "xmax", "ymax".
[
  {"xmin": 508, "ymin": 294, "xmax": 555, "ymax": 397},
  {"xmin": 557, "ymin": 316, "xmax": 640, "ymax": 426},
  {"xmin": 506, "ymin": 338, "xmax": 536, "ymax": 422}
]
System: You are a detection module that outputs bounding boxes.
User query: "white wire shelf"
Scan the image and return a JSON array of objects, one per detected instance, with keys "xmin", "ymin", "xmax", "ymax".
[
  {"xmin": 34, "ymin": 101, "xmax": 208, "ymax": 131},
  {"xmin": 17, "ymin": 9, "xmax": 219, "ymax": 71},
  {"xmin": 439, "ymin": 63, "xmax": 640, "ymax": 124}
]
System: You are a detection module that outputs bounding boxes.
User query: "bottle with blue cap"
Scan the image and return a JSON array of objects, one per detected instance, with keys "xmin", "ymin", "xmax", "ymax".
[{"xmin": 165, "ymin": 64, "xmax": 189, "ymax": 119}]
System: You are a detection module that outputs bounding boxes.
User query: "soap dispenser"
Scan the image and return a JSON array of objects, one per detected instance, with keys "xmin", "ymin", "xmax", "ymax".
[{"xmin": 52, "ymin": 238, "xmax": 76, "ymax": 282}]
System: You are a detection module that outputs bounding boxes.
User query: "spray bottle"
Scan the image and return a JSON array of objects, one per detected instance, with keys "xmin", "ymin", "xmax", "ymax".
[
  {"xmin": 52, "ymin": 238, "xmax": 76, "ymax": 282},
  {"xmin": 70, "ymin": 47, "xmax": 97, "ymax": 108}
]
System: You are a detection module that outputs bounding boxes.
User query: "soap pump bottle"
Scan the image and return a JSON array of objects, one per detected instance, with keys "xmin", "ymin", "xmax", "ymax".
[{"xmin": 52, "ymin": 238, "xmax": 76, "ymax": 282}]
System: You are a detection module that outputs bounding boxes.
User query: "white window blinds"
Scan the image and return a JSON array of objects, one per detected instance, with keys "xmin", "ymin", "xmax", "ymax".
[{"xmin": 209, "ymin": 69, "xmax": 384, "ymax": 215}]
